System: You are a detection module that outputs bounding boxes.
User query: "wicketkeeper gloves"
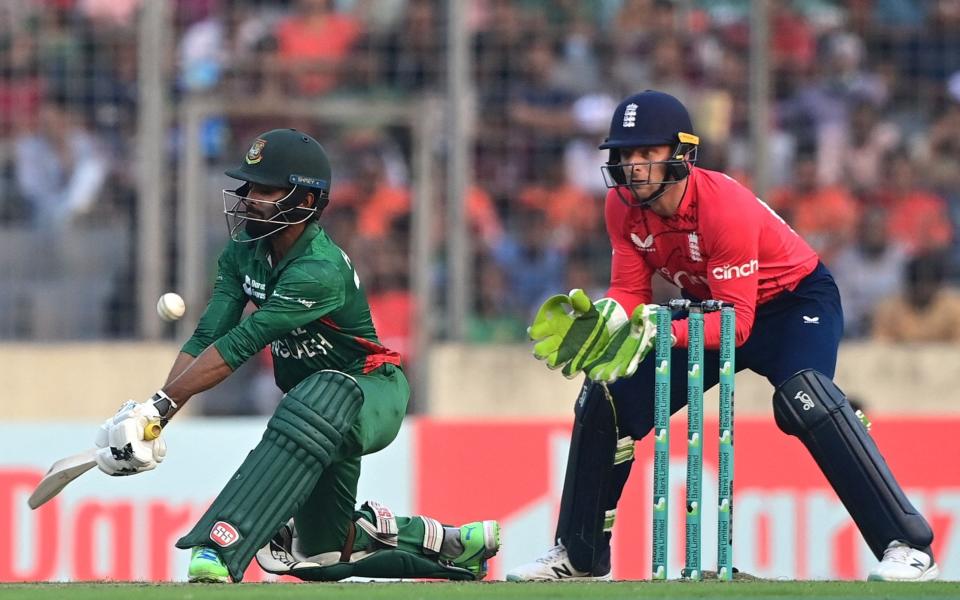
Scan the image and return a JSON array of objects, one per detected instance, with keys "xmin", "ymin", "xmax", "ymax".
[
  {"xmin": 529, "ymin": 289, "xmax": 658, "ymax": 384},
  {"xmin": 528, "ymin": 289, "xmax": 628, "ymax": 378}
]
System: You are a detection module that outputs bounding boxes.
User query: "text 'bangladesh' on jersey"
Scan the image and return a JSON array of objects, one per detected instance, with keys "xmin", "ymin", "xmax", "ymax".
[{"xmin": 182, "ymin": 222, "xmax": 400, "ymax": 391}]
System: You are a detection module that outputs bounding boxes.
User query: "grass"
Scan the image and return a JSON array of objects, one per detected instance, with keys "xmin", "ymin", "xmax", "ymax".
[{"xmin": 1, "ymin": 581, "xmax": 959, "ymax": 600}]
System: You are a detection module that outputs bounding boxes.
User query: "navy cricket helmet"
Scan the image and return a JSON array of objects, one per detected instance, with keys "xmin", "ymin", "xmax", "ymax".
[{"xmin": 599, "ymin": 90, "xmax": 699, "ymax": 207}]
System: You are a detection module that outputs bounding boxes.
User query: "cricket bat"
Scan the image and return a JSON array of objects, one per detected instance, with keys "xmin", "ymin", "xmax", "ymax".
[{"xmin": 27, "ymin": 419, "xmax": 163, "ymax": 510}]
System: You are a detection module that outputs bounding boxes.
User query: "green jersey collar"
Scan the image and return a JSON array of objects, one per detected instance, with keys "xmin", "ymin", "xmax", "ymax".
[{"xmin": 253, "ymin": 221, "xmax": 322, "ymax": 270}]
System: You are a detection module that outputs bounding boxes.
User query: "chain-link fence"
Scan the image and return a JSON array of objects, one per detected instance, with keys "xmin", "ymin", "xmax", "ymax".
[{"xmin": 2, "ymin": 0, "xmax": 959, "ymax": 408}]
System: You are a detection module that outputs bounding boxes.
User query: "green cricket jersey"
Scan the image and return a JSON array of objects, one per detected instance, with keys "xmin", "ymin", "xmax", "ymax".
[{"xmin": 181, "ymin": 222, "xmax": 401, "ymax": 392}]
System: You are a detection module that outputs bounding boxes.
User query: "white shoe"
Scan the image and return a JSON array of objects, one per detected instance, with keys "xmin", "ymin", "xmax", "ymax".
[
  {"xmin": 505, "ymin": 543, "xmax": 611, "ymax": 581},
  {"xmin": 867, "ymin": 541, "xmax": 939, "ymax": 581}
]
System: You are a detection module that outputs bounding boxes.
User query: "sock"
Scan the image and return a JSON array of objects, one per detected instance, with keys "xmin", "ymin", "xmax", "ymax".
[{"xmin": 439, "ymin": 527, "xmax": 464, "ymax": 560}]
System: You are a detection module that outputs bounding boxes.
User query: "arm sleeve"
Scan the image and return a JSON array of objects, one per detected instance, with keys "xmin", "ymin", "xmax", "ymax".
[
  {"xmin": 671, "ymin": 196, "xmax": 761, "ymax": 350},
  {"xmin": 181, "ymin": 246, "xmax": 248, "ymax": 357},
  {"xmin": 604, "ymin": 193, "xmax": 653, "ymax": 311},
  {"xmin": 213, "ymin": 261, "xmax": 346, "ymax": 369}
]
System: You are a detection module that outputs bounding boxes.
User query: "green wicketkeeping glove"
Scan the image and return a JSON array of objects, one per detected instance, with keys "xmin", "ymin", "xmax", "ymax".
[
  {"xmin": 585, "ymin": 304, "xmax": 659, "ymax": 384},
  {"xmin": 528, "ymin": 289, "xmax": 628, "ymax": 378}
]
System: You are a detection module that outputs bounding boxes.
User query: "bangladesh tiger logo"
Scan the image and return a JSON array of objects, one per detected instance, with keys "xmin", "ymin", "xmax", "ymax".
[{"xmin": 245, "ymin": 138, "xmax": 267, "ymax": 164}]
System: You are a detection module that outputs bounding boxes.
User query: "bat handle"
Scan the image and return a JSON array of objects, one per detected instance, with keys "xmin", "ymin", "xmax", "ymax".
[{"xmin": 144, "ymin": 419, "xmax": 163, "ymax": 441}]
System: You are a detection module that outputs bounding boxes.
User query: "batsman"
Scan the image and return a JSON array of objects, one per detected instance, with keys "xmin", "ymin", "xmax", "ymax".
[
  {"xmin": 92, "ymin": 128, "xmax": 500, "ymax": 583},
  {"xmin": 507, "ymin": 91, "xmax": 937, "ymax": 582}
]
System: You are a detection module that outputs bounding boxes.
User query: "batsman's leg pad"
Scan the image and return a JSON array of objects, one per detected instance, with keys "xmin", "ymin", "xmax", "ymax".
[
  {"xmin": 773, "ymin": 369, "xmax": 933, "ymax": 558},
  {"xmin": 176, "ymin": 370, "xmax": 364, "ymax": 581},
  {"xmin": 555, "ymin": 380, "xmax": 632, "ymax": 574}
]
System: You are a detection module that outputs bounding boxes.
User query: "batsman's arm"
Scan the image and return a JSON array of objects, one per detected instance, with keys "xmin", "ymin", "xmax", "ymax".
[
  {"xmin": 180, "ymin": 245, "xmax": 247, "ymax": 358},
  {"xmin": 160, "ymin": 345, "xmax": 234, "ymax": 418},
  {"xmin": 163, "ymin": 352, "xmax": 196, "ymax": 386}
]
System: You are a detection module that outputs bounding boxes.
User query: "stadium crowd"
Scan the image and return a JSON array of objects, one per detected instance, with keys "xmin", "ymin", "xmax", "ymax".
[{"xmin": 2, "ymin": 0, "xmax": 959, "ymax": 360}]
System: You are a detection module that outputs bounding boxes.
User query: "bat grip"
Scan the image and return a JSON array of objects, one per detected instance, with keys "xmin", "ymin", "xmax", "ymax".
[{"xmin": 144, "ymin": 419, "xmax": 163, "ymax": 441}]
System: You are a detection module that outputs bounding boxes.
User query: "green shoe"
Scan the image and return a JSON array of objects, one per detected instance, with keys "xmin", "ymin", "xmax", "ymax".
[
  {"xmin": 450, "ymin": 520, "xmax": 501, "ymax": 580},
  {"xmin": 188, "ymin": 546, "xmax": 230, "ymax": 583}
]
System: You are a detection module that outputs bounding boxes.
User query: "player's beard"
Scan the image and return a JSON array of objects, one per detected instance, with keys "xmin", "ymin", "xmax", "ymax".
[
  {"xmin": 245, "ymin": 202, "xmax": 288, "ymax": 238},
  {"xmin": 245, "ymin": 216, "xmax": 287, "ymax": 239}
]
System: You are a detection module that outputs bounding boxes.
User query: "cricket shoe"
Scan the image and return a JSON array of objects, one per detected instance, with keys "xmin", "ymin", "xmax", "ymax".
[
  {"xmin": 448, "ymin": 520, "xmax": 501, "ymax": 580},
  {"xmin": 505, "ymin": 543, "xmax": 611, "ymax": 581},
  {"xmin": 188, "ymin": 546, "xmax": 230, "ymax": 583},
  {"xmin": 867, "ymin": 541, "xmax": 939, "ymax": 581}
]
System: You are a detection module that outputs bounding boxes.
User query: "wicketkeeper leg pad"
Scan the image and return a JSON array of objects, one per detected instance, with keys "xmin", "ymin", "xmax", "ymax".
[
  {"xmin": 773, "ymin": 369, "xmax": 933, "ymax": 558},
  {"xmin": 554, "ymin": 380, "xmax": 632, "ymax": 575},
  {"xmin": 175, "ymin": 370, "xmax": 364, "ymax": 581}
]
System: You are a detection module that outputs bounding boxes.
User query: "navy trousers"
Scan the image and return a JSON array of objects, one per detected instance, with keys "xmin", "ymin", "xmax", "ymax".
[{"xmin": 608, "ymin": 262, "xmax": 843, "ymax": 440}]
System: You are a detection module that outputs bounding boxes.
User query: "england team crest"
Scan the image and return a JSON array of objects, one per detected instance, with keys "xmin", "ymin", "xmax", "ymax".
[{"xmin": 245, "ymin": 138, "xmax": 267, "ymax": 164}]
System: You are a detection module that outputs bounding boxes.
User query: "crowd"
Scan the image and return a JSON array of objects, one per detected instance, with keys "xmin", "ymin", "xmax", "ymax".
[{"xmin": 2, "ymin": 0, "xmax": 959, "ymax": 361}]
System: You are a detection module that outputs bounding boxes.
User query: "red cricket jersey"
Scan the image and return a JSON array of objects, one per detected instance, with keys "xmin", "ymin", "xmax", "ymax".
[{"xmin": 604, "ymin": 166, "xmax": 820, "ymax": 349}]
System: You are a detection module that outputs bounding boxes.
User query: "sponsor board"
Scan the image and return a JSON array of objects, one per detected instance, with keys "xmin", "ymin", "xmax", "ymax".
[{"xmin": 1, "ymin": 418, "xmax": 957, "ymax": 581}]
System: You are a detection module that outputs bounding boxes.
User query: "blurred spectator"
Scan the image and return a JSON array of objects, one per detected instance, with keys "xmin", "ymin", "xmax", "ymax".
[
  {"xmin": 770, "ymin": 2, "xmax": 816, "ymax": 76},
  {"xmin": 869, "ymin": 151, "xmax": 953, "ymax": 255},
  {"xmin": 635, "ymin": 33, "xmax": 697, "ymax": 110},
  {"xmin": 0, "ymin": 29, "xmax": 43, "ymax": 139},
  {"xmin": 473, "ymin": 0, "xmax": 531, "ymax": 112},
  {"xmin": 78, "ymin": 0, "xmax": 140, "ymax": 28},
  {"xmin": 467, "ymin": 258, "xmax": 527, "ymax": 343},
  {"xmin": 564, "ymin": 92, "xmax": 617, "ymax": 195},
  {"xmin": 518, "ymin": 155, "xmax": 600, "ymax": 239},
  {"xmin": 831, "ymin": 208, "xmax": 908, "ymax": 338},
  {"xmin": 871, "ymin": 251, "xmax": 960, "ymax": 342},
  {"xmin": 178, "ymin": 0, "xmax": 277, "ymax": 95},
  {"xmin": 367, "ymin": 246, "xmax": 414, "ymax": 361},
  {"xmin": 894, "ymin": 0, "xmax": 960, "ymax": 106},
  {"xmin": 769, "ymin": 155, "xmax": 860, "ymax": 265},
  {"xmin": 549, "ymin": 7, "xmax": 604, "ymax": 96},
  {"xmin": 375, "ymin": 0, "xmax": 442, "ymax": 93},
  {"xmin": 782, "ymin": 32, "xmax": 887, "ymax": 184},
  {"xmin": 839, "ymin": 99, "xmax": 901, "ymax": 195},
  {"xmin": 34, "ymin": 2, "xmax": 87, "ymax": 100},
  {"xmin": 13, "ymin": 95, "xmax": 110, "ymax": 229},
  {"xmin": 609, "ymin": 0, "xmax": 679, "ymax": 94},
  {"xmin": 507, "ymin": 37, "xmax": 576, "ymax": 165},
  {"xmin": 484, "ymin": 202, "xmax": 569, "ymax": 319},
  {"xmin": 272, "ymin": 0, "xmax": 363, "ymax": 95},
  {"xmin": 923, "ymin": 72, "xmax": 960, "ymax": 193}
]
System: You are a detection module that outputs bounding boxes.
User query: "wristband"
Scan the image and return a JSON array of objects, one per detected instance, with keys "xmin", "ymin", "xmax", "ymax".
[{"xmin": 151, "ymin": 390, "xmax": 178, "ymax": 426}]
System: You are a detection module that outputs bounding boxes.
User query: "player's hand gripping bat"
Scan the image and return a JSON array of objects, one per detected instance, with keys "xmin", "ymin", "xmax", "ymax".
[{"xmin": 28, "ymin": 419, "xmax": 162, "ymax": 509}]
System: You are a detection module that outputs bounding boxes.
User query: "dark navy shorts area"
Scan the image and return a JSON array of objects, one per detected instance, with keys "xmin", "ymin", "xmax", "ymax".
[{"xmin": 607, "ymin": 262, "xmax": 843, "ymax": 439}]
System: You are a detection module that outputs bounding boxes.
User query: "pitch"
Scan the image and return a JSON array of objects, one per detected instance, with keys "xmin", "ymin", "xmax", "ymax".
[{"xmin": 2, "ymin": 581, "xmax": 959, "ymax": 600}]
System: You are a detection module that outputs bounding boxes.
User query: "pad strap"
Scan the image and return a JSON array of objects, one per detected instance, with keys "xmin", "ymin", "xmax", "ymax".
[
  {"xmin": 339, "ymin": 522, "xmax": 357, "ymax": 563},
  {"xmin": 421, "ymin": 516, "xmax": 444, "ymax": 555},
  {"xmin": 356, "ymin": 501, "xmax": 399, "ymax": 548}
]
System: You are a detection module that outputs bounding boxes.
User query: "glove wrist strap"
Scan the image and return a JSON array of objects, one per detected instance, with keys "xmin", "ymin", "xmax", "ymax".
[{"xmin": 152, "ymin": 390, "xmax": 178, "ymax": 425}]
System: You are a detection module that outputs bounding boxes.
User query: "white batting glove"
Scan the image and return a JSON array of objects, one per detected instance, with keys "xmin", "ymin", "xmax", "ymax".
[{"xmin": 95, "ymin": 400, "xmax": 167, "ymax": 476}]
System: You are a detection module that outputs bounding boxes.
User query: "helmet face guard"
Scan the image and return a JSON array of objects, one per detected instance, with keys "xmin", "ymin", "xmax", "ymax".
[
  {"xmin": 601, "ymin": 140, "xmax": 698, "ymax": 208},
  {"xmin": 223, "ymin": 184, "xmax": 322, "ymax": 242}
]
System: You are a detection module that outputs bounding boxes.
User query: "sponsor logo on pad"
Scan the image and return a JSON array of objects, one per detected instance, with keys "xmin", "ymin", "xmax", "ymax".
[{"xmin": 210, "ymin": 521, "xmax": 240, "ymax": 547}]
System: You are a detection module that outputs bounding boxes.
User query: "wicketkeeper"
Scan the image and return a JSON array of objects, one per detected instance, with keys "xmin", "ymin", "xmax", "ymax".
[
  {"xmin": 93, "ymin": 128, "xmax": 500, "ymax": 583},
  {"xmin": 506, "ymin": 91, "xmax": 937, "ymax": 582}
]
